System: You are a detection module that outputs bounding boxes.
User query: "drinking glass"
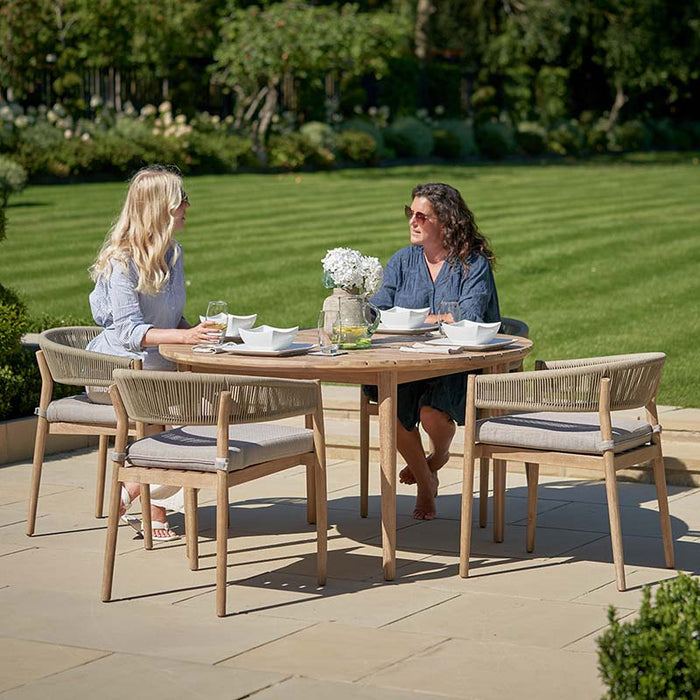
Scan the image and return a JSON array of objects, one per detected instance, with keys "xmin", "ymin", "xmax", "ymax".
[
  {"xmin": 317, "ymin": 310, "xmax": 339, "ymax": 354},
  {"xmin": 205, "ymin": 300, "xmax": 228, "ymax": 344},
  {"xmin": 438, "ymin": 301, "xmax": 461, "ymax": 336}
]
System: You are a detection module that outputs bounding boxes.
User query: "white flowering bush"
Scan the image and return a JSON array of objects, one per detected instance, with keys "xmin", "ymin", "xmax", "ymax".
[{"xmin": 322, "ymin": 247, "xmax": 383, "ymax": 295}]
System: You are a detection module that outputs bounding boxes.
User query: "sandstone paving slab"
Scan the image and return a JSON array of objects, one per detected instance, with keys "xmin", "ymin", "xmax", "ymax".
[
  {"xmin": 558, "ymin": 532, "xmax": 699, "ymax": 574},
  {"xmin": 0, "ymin": 586, "xmax": 314, "ymax": 664},
  {"xmin": 363, "ymin": 637, "xmax": 604, "ymax": 699},
  {"xmin": 0, "ymin": 651, "xmax": 287, "ymax": 700},
  {"xmin": 252, "ymin": 676, "xmax": 461, "ymax": 700},
  {"xmin": 525, "ymin": 500, "xmax": 692, "ymax": 539},
  {"xmin": 395, "ymin": 553, "xmax": 629, "ymax": 603},
  {"xmin": 178, "ymin": 571, "xmax": 460, "ymax": 628},
  {"xmin": 0, "ymin": 481, "xmax": 74, "ymax": 507},
  {"xmin": 385, "ymin": 589, "xmax": 611, "ymax": 649},
  {"xmin": 382, "ymin": 516, "xmax": 605, "ymax": 559},
  {"xmin": 0, "ymin": 513, "xmax": 145, "ymax": 554},
  {"xmin": 0, "ymin": 638, "xmax": 109, "ymax": 693},
  {"xmin": 220, "ymin": 621, "xmax": 447, "ymax": 682},
  {"xmin": 0, "ymin": 504, "xmax": 30, "ymax": 529},
  {"xmin": 0, "ymin": 543, "xmax": 36, "ymax": 558},
  {"xmin": 1, "ymin": 451, "xmax": 101, "ymax": 489}
]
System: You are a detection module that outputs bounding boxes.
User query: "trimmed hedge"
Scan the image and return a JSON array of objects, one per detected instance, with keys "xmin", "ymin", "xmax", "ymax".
[{"xmin": 597, "ymin": 573, "xmax": 700, "ymax": 698}]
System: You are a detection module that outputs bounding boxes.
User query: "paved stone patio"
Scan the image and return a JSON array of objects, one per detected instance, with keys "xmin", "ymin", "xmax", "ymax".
[{"xmin": 1, "ymin": 440, "xmax": 699, "ymax": 699}]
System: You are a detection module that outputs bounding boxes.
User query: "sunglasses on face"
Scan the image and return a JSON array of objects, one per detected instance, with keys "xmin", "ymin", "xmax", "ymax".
[
  {"xmin": 404, "ymin": 205, "xmax": 432, "ymax": 225},
  {"xmin": 180, "ymin": 189, "xmax": 189, "ymax": 205}
]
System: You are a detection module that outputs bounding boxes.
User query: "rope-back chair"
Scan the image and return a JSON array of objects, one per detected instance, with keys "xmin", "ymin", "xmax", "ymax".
[
  {"xmin": 459, "ymin": 352, "xmax": 674, "ymax": 591},
  {"xmin": 102, "ymin": 369, "xmax": 328, "ymax": 617},
  {"xmin": 28, "ymin": 327, "xmax": 140, "ymax": 536}
]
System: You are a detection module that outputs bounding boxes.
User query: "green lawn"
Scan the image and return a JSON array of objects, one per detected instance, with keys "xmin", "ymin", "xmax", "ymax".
[{"xmin": 3, "ymin": 158, "xmax": 699, "ymax": 406}]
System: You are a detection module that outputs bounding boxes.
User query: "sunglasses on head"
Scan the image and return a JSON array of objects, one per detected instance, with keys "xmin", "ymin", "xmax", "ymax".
[{"xmin": 404, "ymin": 205, "xmax": 432, "ymax": 225}]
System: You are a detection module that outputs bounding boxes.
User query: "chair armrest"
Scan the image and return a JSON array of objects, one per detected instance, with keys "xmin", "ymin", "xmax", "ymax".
[{"xmin": 112, "ymin": 369, "xmax": 320, "ymax": 425}]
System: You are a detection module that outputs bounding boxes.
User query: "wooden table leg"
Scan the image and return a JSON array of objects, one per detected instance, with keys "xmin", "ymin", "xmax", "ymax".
[{"xmin": 377, "ymin": 372, "xmax": 397, "ymax": 581}]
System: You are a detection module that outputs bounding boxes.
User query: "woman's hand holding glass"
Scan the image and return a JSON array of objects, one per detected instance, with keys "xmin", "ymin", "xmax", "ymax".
[{"xmin": 204, "ymin": 300, "xmax": 228, "ymax": 345}]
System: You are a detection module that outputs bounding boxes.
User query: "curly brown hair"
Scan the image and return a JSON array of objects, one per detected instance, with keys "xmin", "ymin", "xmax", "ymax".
[{"xmin": 412, "ymin": 183, "xmax": 495, "ymax": 267}]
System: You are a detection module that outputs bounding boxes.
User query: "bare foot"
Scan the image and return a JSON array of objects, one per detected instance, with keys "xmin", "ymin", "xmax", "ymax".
[
  {"xmin": 399, "ymin": 465, "xmax": 417, "ymax": 485},
  {"xmin": 413, "ymin": 473, "xmax": 438, "ymax": 520}
]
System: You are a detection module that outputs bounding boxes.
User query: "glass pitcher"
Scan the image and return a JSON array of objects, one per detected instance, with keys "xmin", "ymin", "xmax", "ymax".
[{"xmin": 333, "ymin": 294, "xmax": 380, "ymax": 350}]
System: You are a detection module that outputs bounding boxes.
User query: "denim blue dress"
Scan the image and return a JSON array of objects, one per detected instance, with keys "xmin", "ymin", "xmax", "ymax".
[
  {"xmin": 87, "ymin": 242, "xmax": 187, "ymax": 370},
  {"xmin": 366, "ymin": 245, "xmax": 501, "ymax": 430}
]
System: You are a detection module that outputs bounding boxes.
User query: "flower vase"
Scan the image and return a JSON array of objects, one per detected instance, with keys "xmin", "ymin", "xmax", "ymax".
[{"xmin": 321, "ymin": 289, "xmax": 379, "ymax": 349}]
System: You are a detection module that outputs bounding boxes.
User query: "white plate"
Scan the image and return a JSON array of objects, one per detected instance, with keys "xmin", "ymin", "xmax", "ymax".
[
  {"xmin": 424, "ymin": 337, "xmax": 516, "ymax": 351},
  {"xmin": 219, "ymin": 342, "xmax": 314, "ymax": 357},
  {"xmin": 375, "ymin": 323, "xmax": 439, "ymax": 335}
]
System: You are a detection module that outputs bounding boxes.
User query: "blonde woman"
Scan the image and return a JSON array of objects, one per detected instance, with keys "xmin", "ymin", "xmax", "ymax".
[{"xmin": 88, "ymin": 165, "xmax": 216, "ymax": 541}]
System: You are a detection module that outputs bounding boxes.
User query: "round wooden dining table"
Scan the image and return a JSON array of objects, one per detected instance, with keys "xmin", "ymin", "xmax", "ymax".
[{"xmin": 160, "ymin": 329, "xmax": 533, "ymax": 580}]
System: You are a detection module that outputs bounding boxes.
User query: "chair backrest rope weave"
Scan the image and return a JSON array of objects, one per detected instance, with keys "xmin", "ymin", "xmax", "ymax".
[{"xmin": 113, "ymin": 369, "xmax": 319, "ymax": 425}]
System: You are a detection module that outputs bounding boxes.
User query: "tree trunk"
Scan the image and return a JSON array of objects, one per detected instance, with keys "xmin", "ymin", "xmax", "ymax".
[
  {"xmin": 414, "ymin": 0, "xmax": 435, "ymax": 62},
  {"xmin": 606, "ymin": 79, "xmax": 628, "ymax": 131},
  {"xmin": 414, "ymin": 0, "xmax": 436, "ymax": 109}
]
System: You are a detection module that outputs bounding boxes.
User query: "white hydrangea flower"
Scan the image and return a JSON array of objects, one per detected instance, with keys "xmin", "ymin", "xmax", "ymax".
[{"xmin": 322, "ymin": 248, "xmax": 383, "ymax": 295}]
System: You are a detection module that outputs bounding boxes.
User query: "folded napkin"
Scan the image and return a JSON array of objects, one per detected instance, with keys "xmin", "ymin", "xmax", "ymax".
[{"xmin": 399, "ymin": 343, "xmax": 464, "ymax": 355}]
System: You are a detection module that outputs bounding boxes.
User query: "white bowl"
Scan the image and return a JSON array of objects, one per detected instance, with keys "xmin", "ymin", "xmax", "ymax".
[
  {"xmin": 238, "ymin": 325, "xmax": 298, "ymax": 351},
  {"xmin": 226, "ymin": 313, "xmax": 257, "ymax": 337},
  {"xmin": 442, "ymin": 319, "xmax": 501, "ymax": 345},
  {"xmin": 200, "ymin": 313, "xmax": 257, "ymax": 338},
  {"xmin": 379, "ymin": 306, "xmax": 430, "ymax": 329}
]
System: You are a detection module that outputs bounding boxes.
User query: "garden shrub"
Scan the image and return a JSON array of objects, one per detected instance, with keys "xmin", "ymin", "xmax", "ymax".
[
  {"xmin": 186, "ymin": 132, "xmax": 258, "ymax": 173},
  {"xmin": 299, "ymin": 122, "xmax": 338, "ymax": 154},
  {"xmin": 609, "ymin": 120, "xmax": 649, "ymax": 152},
  {"xmin": 336, "ymin": 130, "xmax": 378, "ymax": 165},
  {"xmin": 471, "ymin": 86, "xmax": 499, "ymax": 123},
  {"xmin": 339, "ymin": 118, "xmax": 384, "ymax": 154},
  {"xmin": 267, "ymin": 132, "xmax": 319, "ymax": 170},
  {"xmin": 547, "ymin": 120, "xmax": 585, "ymax": 156},
  {"xmin": 515, "ymin": 122, "xmax": 547, "ymax": 156},
  {"xmin": 584, "ymin": 118, "xmax": 610, "ymax": 153},
  {"xmin": 383, "ymin": 116, "xmax": 434, "ymax": 158},
  {"xmin": 0, "ymin": 155, "xmax": 27, "ymax": 205},
  {"xmin": 434, "ymin": 119, "xmax": 477, "ymax": 158},
  {"xmin": 0, "ymin": 283, "xmax": 31, "ymax": 421},
  {"xmin": 432, "ymin": 128, "xmax": 462, "ymax": 160},
  {"xmin": 679, "ymin": 121, "xmax": 700, "ymax": 148},
  {"xmin": 597, "ymin": 573, "xmax": 700, "ymax": 699},
  {"xmin": 475, "ymin": 120, "xmax": 516, "ymax": 159}
]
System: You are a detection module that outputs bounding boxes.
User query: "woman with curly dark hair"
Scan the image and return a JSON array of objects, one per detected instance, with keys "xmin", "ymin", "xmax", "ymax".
[{"xmin": 367, "ymin": 183, "xmax": 500, "ymax": 520}]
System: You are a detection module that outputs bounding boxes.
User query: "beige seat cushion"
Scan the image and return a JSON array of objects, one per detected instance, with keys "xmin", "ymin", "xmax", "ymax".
[
  {"xmin": 126, "ymin": 424, "xmax": 314, "ymax": 472},
  {"xmin": 476, "ymin": 411, "xmax": 653, "ymax": 455},
  {"xmin": 46, "ymin": 394, "xmax": 118, "ymax": 425}
]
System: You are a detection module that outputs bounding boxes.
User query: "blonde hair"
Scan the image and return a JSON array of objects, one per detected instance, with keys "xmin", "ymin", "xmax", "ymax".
[{"xmin": 90, "ymin": 165, "xmax": 184, "ymax": 295}]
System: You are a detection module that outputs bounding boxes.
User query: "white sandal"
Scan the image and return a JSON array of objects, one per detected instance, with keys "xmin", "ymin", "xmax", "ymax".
[{"xmin": 149, "ymin": 521, "xmax": 180, "ymax": 542}]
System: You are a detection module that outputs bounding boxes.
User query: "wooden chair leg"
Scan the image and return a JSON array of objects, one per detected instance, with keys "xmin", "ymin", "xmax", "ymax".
[
  {"xmin": 359, "ymin": 394, "xmax": 370, "ymax": 518},
  {"xmin": 185, "ymin": 487, "xmax": 199, "ymax": 571},
  {"xmin": 314, "ymin": 456, "xmax": 328, "ymax": 586},
  {"xmin": 95, "ymin": 434, "xmax": 109, "ymax": 518},
  {"xmin": 101, "ymin": 467, "xmax": 122, "ymax": 602},
  {"xmin": 216, "ymin": 472, "xmax": 229, "ymax": 617},
  {"xmin": 479, "ymin": 458, "xmax": 489, "ymax": 528},
  {"xmin": 459, "ymin": 458, "xmax": 476, "ymax": 578},
  {"xmin": 652, "ymin": 453, "xmax": 675, "ymax": 568},
  {"xmin": 525, "ymin": 462, "xmax": 539, "ymax": 553},
  {"xmin": 141, "ymin": 484, "xmax": 153, "ymax": 550},
  {"xmin": 493, "ymin": 459, "xmax": 506, "ymax": 543},
  {"xmin": 603, "ymin": 454, "xmax": 626, "ymax": 591},
  {"xmin": 305, "ymin": 414, "xmax": 317, "ymax": 524},
  {"xmin": 27, "ymin": 417, "xmax": 49, "ymax": 536}
]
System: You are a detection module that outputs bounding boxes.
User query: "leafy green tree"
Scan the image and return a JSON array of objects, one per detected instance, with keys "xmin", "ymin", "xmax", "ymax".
[{"xmin": 213, "ymin": 1, "xmax": 409, "ymax": 147}]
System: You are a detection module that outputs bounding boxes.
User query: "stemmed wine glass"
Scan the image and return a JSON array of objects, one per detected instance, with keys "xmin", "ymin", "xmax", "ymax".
[
  {"xmin": 438, "ymin": 301, "xmax": 461, "ymax": 337},
  {"xmin": 205, "ymin": 300, "xmax": 228, "ymax": 345}
]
